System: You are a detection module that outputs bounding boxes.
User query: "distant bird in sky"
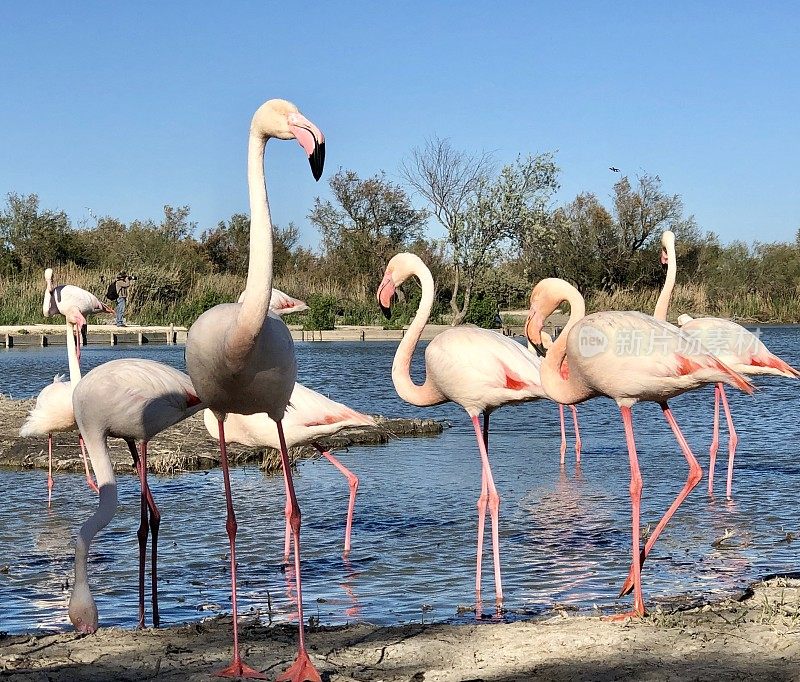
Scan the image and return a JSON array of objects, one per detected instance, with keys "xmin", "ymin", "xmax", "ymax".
[{"xmin": 609, "ymin": 166, "xmax": 620, "ymax": 172}]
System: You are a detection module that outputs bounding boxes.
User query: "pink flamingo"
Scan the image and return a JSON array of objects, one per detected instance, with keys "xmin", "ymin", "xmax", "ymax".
[
  {"xmin": 525, "ymin": 277, "xmax": 754, "ymax": 617},
  {"xmin": 67, "ymin": 359, "xmax": 203, "ymax": 633},
  {"xmin": 185, "ymin": 98, "xmax": 324, "ymax": 682},
  {"xmin": 377, "ymin": 252, "xmax": 549, "ymax": 609},
  {"xmin": 43, "ymin": 268, "xmax": 113, "ymax": 363},
  {"xmin": 656, "ymin": 230, "xmax": 799, "ymax": 498},
  {"xmin": 203, "ymin": 382, "xmax": 374, "ymax": 559},
  {"xmin": 20, "ymin": 320, "xmax": 98, "ymax": 504}
]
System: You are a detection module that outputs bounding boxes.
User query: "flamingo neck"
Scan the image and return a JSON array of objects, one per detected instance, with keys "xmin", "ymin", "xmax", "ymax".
[
  {"xmin": 74, "ymin": 433, "xmax": 117, "ymax": 586},
  {"xmin": 66, "ymin": 322, "xmax": 81, "ymax": 386},
  {"xmin": 391, "ymin": 262, "xmax": 446, "ymax": 407},
  {"xmin": 654, "ymin": 242, "xmax": 676, "ymax": 322},
  {"xmin": 236, "ymin": 131, "xmax": 274, "ymax": 344},
  {"xmin": 540, "ymin": 288, "xmax": 594, "ymax": 405}
]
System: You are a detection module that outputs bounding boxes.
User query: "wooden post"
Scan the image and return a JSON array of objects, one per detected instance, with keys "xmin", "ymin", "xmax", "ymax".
[
  {"xmin": 168, "ymin": 323, "xmax": 175, "ymax": 345},
  {"xmin": 110, "ymin": 333, "xmax": 117, "ymax": 346},
  {"xmin": 360, "ymin": 330, "xmax": 365, "ymax": 341},
  {"xmin": 5, "ymin": 334, "xmax": 12, "ymax": 348},
  {"xmin": 138, "ymin": 332, "xmax": 144, "ymax": 345},
  {"xmin": 40, "ymin": 335, "xmax": 47, "ymax": 347}
]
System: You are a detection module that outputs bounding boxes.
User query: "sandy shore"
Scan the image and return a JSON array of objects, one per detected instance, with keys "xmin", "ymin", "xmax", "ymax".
[{"xmin": 2, "ymin": 579, "xmax": 799, "ymax": 681}]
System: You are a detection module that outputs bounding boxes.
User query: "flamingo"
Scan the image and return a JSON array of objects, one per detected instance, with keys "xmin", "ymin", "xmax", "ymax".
[
  {"xmin": 203, "ymin": 383, "xmax": 374, "ymax": 560},
  {"xmin": 525, "ymin": 277, "xmax": 754, "ymax": 616},
  {"xmin": 655, "ymin": 230, "xmax": 799, "ymax": 499},
  {"xmin": 20, "ymin": 320, "xmax": 98, "ymax": 504},
  {"xmin": 185, "ymin": 98, "xmax": 324, "ymax": 682},
  {"xmin": 377, "ymin": 252, "xmax": 550, "ymax": 609},
  {"xmin": 68, "ymin": 359, "xmax": 204, "ymax": 633},
  {"xmin": 43, "ymin": 268, "xmax": 113, "ymax": 363}
]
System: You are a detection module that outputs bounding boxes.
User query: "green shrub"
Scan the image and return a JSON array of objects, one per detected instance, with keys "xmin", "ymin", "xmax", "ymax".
[
  {"xmin": 304, "ymin": 294, "xmax": 336, "ymax": 330},
  {"xmin": 465, "ymin": 293, "xmax": 501, "ymax": 328}
]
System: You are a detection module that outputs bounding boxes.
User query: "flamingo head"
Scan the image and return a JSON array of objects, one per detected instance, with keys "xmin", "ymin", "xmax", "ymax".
[
  {"xmin": 68, "ymin": 582, "xmax": 98, "ymax": 634},
  {"xmin": 251, "ymin": 99, "xmax": 325, "ymax": 180},
  {"xmin": 660, "ymin": 230, "xmax": 675, "ymax": 266},
  {"xmin": 377, "ymin": 253, "xmax": 423, "ymax": 319},
  {"xmin": 676, "ymin": 313, "xmax": 694, "ymax": 327},
  {"xmin": 44, "ymin": 268, "xmax": 55, "ymax": 290},
  {"xmin": 525, "ymin": 278, "xmax": 578, "ymax": 357}
]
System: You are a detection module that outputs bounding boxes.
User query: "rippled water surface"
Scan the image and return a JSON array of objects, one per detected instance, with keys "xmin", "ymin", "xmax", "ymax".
[{"xmin": 1, "ymin": 330, "xmax": 799, "ymax": 634}]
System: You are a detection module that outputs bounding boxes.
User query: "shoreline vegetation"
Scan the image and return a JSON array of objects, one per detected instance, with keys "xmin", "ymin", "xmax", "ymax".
[{"xmin": 1, "ymin": 578, "xmax": 798, "ymax": 680}]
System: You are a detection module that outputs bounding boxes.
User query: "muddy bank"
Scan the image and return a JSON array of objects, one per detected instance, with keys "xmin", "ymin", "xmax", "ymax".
[
  {"xmin": 0, "ymin": 397, "xmax": 444, "ymax": 476},
  {"xmin": 2, "ymin": 579, "xmax": 799, "ymax": 681}
]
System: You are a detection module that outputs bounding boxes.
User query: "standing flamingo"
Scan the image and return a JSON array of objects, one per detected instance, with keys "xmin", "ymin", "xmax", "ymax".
[
  {"xmin": 20, "ymin": 320, "xmax": 98, "ymax": 504},
  {"xmin": 655, "ymin": 230, "xmax": 799, "ymax": 498},
  {"xmin": 377, "ymin": 252, "xmax": 549, "ymax": 609},
  {"xmin": 525, "ymin": 278, "xmax": 754, "ymax": 616},
  {"xmin": 203, "ymin": 383, "xmax": 374, "ymax": 559},
  {"xmin": 68, "ymin": 359, "xmax": 204, "ymax": 633},
  {"xmin": 43, "ymin": 268, "xmax": 113, "ymax": 363},
  {"xmin": 185, "ymin": 98, "xmax": 324, "ymax": 682}
]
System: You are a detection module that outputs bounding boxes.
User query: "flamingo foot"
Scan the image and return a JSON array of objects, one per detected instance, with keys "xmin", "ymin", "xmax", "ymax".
[
  {"xmin": 602, "ymin": 609, "xmax": 645, "ymax": 622},
  {"xmin": 214, "ymin": 658, "xmax": 267, "ymax": 679},
  {"xmin": 276, "ymin": 650, "xmax": 322, "ymax": 682}
]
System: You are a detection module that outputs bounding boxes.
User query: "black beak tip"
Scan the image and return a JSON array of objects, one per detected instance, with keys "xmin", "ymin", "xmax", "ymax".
[
  {"xmin": 533, "ymin": 342, "xmax": 547, "ymax": 357},
  {"xmin": 309, "ymin": 140, "xmax": 325, "ymax": 181},
  {"xmin": 380, "ymin": 304, "xmax": 392, "ymax": 320}
]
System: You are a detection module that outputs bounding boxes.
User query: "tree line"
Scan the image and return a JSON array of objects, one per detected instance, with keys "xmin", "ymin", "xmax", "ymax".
[{"xmin": 2, "ymin": 140, "xmax": 799, "ymax": 327}]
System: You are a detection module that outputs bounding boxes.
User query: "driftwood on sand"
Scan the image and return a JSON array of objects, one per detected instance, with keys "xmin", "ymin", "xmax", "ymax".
[{"xmin": 0, "ymin": 397, "xmax": 444, "ymax": 476}]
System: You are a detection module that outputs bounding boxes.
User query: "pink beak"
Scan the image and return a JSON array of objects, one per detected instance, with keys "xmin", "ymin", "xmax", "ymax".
[
  {"xmin": 288, "ymin": 113, "xmax": 325, "ymax": 181},
  {"xmin": 377, "ymin": 273, "xmax": 396, "ymax": 319}
]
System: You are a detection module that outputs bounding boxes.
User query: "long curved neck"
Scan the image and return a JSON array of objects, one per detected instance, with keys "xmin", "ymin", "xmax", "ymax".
[
  {"xmin": 66, "ymin": 321, "xmax": 81, "ymax": 386},
  {"xmin": 654, "ymin": 242, "xmax": 676, "ymax": 321},
  {"xmin": 391, "ymin": 264, "xmax": 446, "ymax": 407},
  {"xmin": 74, "ymin": 432, "xmax": 117, "ymax": 586},
  {"xmin": 229, "ymin": 131, "xmax": 274, "ymax": 360},
  {"xmin": 540, "ymin": 289, "xmax": 594, "ymax": 405}
]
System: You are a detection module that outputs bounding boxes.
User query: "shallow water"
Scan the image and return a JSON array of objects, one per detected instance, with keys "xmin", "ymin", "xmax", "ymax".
[{"xmin": 1, "ymin": 329, "xmax": 799, "ymax": 634}]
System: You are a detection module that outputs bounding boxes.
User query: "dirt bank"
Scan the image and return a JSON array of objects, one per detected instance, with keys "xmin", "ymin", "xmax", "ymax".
[
  {"xmin": 2, "ymin": 579, "xmax": 799, "ymax": 681},
  {"xmin": 0, "ymin": 397, "xmax": 444, "ymax": 476}
]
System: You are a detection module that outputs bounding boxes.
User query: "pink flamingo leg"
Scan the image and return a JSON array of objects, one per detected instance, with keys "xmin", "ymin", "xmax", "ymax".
[
  {"xmin": 719, "ymin": 386, "xmax": 739, "ymax": 500},
  {"xmin": 708, "ymin": 384, "xmax": 721, "ymax": 495},
  {"xmin": 606, "ymin": 406, "xmax": 645, "ymax": 619},
  {"xmin": 275, "ymin": 421, "xmax": 322, "ymax": 682},
  {"xmin": 474, "ymin": 414, "xmax": 490, "ymax": 605},
  {"xmin": 618, "ymin": 402, "xmax": 703, "ymax": 598},
  {"xmin": 79, "ymin": 435, "xmax": 99, "ymax": 493},
  {"xmin": 471, "ymin": 414, "xmax": 503, "ymax": 607},
  {"xmin": 558, "ymin": 404, "xmax": 567, "ymax": 465},
  {"xmin": 282, "ymin": 477, "xmax": 292, "ymax": 563},
  {"xmin": 315, "ymin": 444, "xmax": 359, "ymax": 556},
  {"xmin": 132, "ymin": 442, "xmax": 149, "ymax": 629},
  {"xmin": 47, "ymin": 433, "xmax": 54, "ymax": 507},
  {"xmin": 570, "ymin": 404, "xmax": 582, "ymax": 463},
  {"xmin": 214, "ymin": 420, "xmax": 265, "ymax": 679},
  {"xmin": 140, "ymin": 441, "xmax": 161, "ymax": 627},
  {"xmin": 74, "ymin": 319, "xmax": 82, "ymax": 364}
]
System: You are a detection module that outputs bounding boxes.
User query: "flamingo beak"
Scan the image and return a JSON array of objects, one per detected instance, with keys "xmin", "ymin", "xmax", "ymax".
[
  {"xmin": 288, "ymin": 114, "xmax": 325, "ymax": 181},
  {"xmin": 377, "ymin": 274, "xmax": 397, "ymax": 320},
  {"xmin": 525, "ymin": 309, "xmax": 546, "ymax": 357}
]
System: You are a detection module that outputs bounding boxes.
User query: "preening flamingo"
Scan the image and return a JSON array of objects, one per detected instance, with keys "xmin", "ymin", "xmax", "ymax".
[
  {"xmin": 68, "ymin": 359, "xmax": 203, "ymax": 632},
  {"xmin": 377, "ymin": 252, "xmax": 549, "ymax": 608},
  {"xmin": 656, "ymin": 230, "xmax": 799, "ymax": 498},
  {"xmin": 20, "ymin": 320, "xmax": 98, "ymax": 504},
  {"xmin": 43, "ymin": 268, "xmax": 113, "ymax": 363},
  {"xmin": 185, "ymin": 98, "xmax": 324, "ymax": 682},
  {"xmin": 525, "ymin": 277, "xmax": 754, "ymax": 616},
  {"xmin": 203, "ymin": 383, "xmax": 374, "ymax": 559}
]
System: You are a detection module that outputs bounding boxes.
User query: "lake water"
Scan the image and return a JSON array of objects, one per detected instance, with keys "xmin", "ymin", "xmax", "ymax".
[{"xmin": 1, "ymin": 330, "xmax": 799, "ymax": 634}]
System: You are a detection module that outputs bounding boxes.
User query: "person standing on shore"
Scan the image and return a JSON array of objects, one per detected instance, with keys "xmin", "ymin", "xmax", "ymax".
[{"xmin": 114, "ymin": 272, "xmax": 131, "ymax": 327}]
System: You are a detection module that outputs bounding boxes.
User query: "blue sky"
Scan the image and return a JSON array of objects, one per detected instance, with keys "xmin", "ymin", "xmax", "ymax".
[{"xmin": 1, "ymin": 2, "xmax": 797, "ymax": 247}]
